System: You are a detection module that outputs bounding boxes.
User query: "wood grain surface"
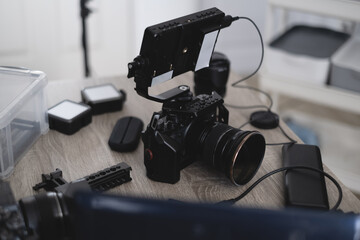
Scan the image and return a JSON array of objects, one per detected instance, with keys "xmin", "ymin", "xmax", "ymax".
[{"xmin": 7, "ymin": 72, "xmax": 360, "ymax": 213}]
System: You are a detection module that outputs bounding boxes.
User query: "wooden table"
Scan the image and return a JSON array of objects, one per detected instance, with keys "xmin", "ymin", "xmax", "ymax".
[{"xmin": 8, "ymin": 72, "xmax": 360, "ymax": 213}]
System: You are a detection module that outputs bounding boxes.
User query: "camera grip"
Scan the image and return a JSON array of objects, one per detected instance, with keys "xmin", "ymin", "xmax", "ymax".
[{"xmin": 143, "ymin": 130, "xmax": 181, "ymax": 184}]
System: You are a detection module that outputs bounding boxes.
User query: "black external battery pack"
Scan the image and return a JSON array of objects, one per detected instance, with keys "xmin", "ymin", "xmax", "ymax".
[{"xmin": 282, "ymin": 144, "xmax": 329, "ymax": 210}]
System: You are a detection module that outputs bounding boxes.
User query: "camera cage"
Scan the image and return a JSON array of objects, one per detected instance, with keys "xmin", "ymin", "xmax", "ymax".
[
  {"xmin": 127, "ymin": 7, "xmax": 236, "ymax": 102},
  {"xmin": 160, "ymin": 91, "xmax": 229, "ymax": 125}
]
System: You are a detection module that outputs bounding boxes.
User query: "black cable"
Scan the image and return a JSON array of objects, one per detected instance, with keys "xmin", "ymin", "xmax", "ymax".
[
  {"xmin": 227, "ymin": 16, "xmax": 298, "ymax": 146},
  {"xmin": 217, "ymin": 166, "xmax": 343, "ymax": 211},
  {"xmin": 225, "ymin": 103, "xmax": 269, "ymax": 111},
  {"xmin": 277, "ymin": 124, "xmax": 297, "ymax": 144},
  {"xmin": 236, "ymin": 117, "xmax": 297, "ymax": 145},
  {"xmin": 224, "ymin": 15, "xmax": 267, "ymax": 111},
  {"xmin": 223, "ymin": 16, "xmax": 273, "ymax": 121},
  {"xmin": 230, "ymin": 16, "xmax": 264, "ymax": 86},
  {"xmin": 225, "ymin": 85, "xmax": 273, "ymax": 110},
  {"xmin": 219, "ymin": 16, "xmax": 342, "ymax": 212},
  {"xmin": 237, "ymin": 119, "xmax": 252, "ymax": 129},
  {"xmin": 265, "ymin": 124, "xmax": 297, "ymax": 146}
]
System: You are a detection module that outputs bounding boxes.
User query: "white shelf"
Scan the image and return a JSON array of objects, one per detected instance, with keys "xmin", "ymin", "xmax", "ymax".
[
  {"xmin": 262, "ymin": 0, "xmax": 360, "ymax": 114},
  {"xmin": 263, "ymin": 0, "xmax": 360, "ymax": 197},
  {"xmin": 260, "ymin": 71, "xmax": 360, "ymax": 114},
  {"xmin": 268, "ymin": 0, "xmax": 360, "ymax": 22}
]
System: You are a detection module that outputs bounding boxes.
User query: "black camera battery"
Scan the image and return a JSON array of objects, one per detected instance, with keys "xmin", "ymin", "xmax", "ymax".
[
  {"xmin": 81, "ymin": 84, "xmax": 126, "ymax": 115},
  {"xmin": 48, "ymin": 100, "xmax": 92, "ymax": 135},
  {"xmin": 283, "ymin": 144, "xmax": 329, "ymax": 210}
]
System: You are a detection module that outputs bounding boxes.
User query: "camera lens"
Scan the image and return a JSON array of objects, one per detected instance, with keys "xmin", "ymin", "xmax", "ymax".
[
  {"xmin": 201, "ymin": 123, "xmax": 265, "ymax": 185},
  {"xmin": 194, "ymin": 52, "xmax": 230, "ymax": 97}
]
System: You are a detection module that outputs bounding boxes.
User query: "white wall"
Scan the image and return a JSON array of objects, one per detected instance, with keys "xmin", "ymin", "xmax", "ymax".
[
  {"xmin": 129, "ymin": 0, "xmax": 199, "ymax": 59},
  {"xmin": 0, "ymin": 0, "xmax": 132, "ymax": 80},
  {"xmin": 199, "ymin": 0, "xmax": 267, "ymax": 75},
  {"xmin": 0, "ymin": 0, "xmax": 265, "ymax": 80}
]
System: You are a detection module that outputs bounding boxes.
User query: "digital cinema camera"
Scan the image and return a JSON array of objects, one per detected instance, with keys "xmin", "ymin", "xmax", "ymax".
[{"xmin": 128, "ymin": 8, "xmax": 266, "ymax": 185}]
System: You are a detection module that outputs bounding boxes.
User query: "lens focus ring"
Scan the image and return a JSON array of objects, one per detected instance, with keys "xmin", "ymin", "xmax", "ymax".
[{"xmin": 201, "ymin": 122, "xmax": 265, "ymax": 185}]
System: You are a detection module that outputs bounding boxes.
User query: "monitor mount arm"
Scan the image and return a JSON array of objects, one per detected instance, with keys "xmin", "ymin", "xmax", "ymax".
[{"xmin": 128, "ymin": 56, "xmax": 191, "ymax": 102}]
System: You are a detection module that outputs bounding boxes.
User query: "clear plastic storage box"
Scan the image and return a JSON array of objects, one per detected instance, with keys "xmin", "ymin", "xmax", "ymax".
[{"xmin": 0, "ymin": 67, "xmax": 48, "ymax": 178}]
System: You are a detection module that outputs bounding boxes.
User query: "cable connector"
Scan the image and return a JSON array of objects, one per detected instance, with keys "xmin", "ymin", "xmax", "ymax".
[{"xmin": 221, "ymin": 15, "xmax": 240, "ymax": 28}]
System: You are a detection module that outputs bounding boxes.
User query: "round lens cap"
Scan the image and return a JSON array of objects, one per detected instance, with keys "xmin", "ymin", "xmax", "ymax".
[{"xmin": 250, "ymin": 111, "xmax": 279, "ymax": 129}]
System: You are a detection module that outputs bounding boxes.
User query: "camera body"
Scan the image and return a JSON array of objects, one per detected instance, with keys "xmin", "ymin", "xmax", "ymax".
[
  {"xmin": 130, "ymin": 8, "xmax": 265, "ymax": 185},
  {"xmin": 142, "ymin": 89, "xmax": 228, "ymax": 184}
]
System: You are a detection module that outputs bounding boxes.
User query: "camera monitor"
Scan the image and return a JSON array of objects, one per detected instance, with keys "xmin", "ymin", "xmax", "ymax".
[{"xmin": 128, "ymin": 7, "xmax": 237, "ymax": 102}]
